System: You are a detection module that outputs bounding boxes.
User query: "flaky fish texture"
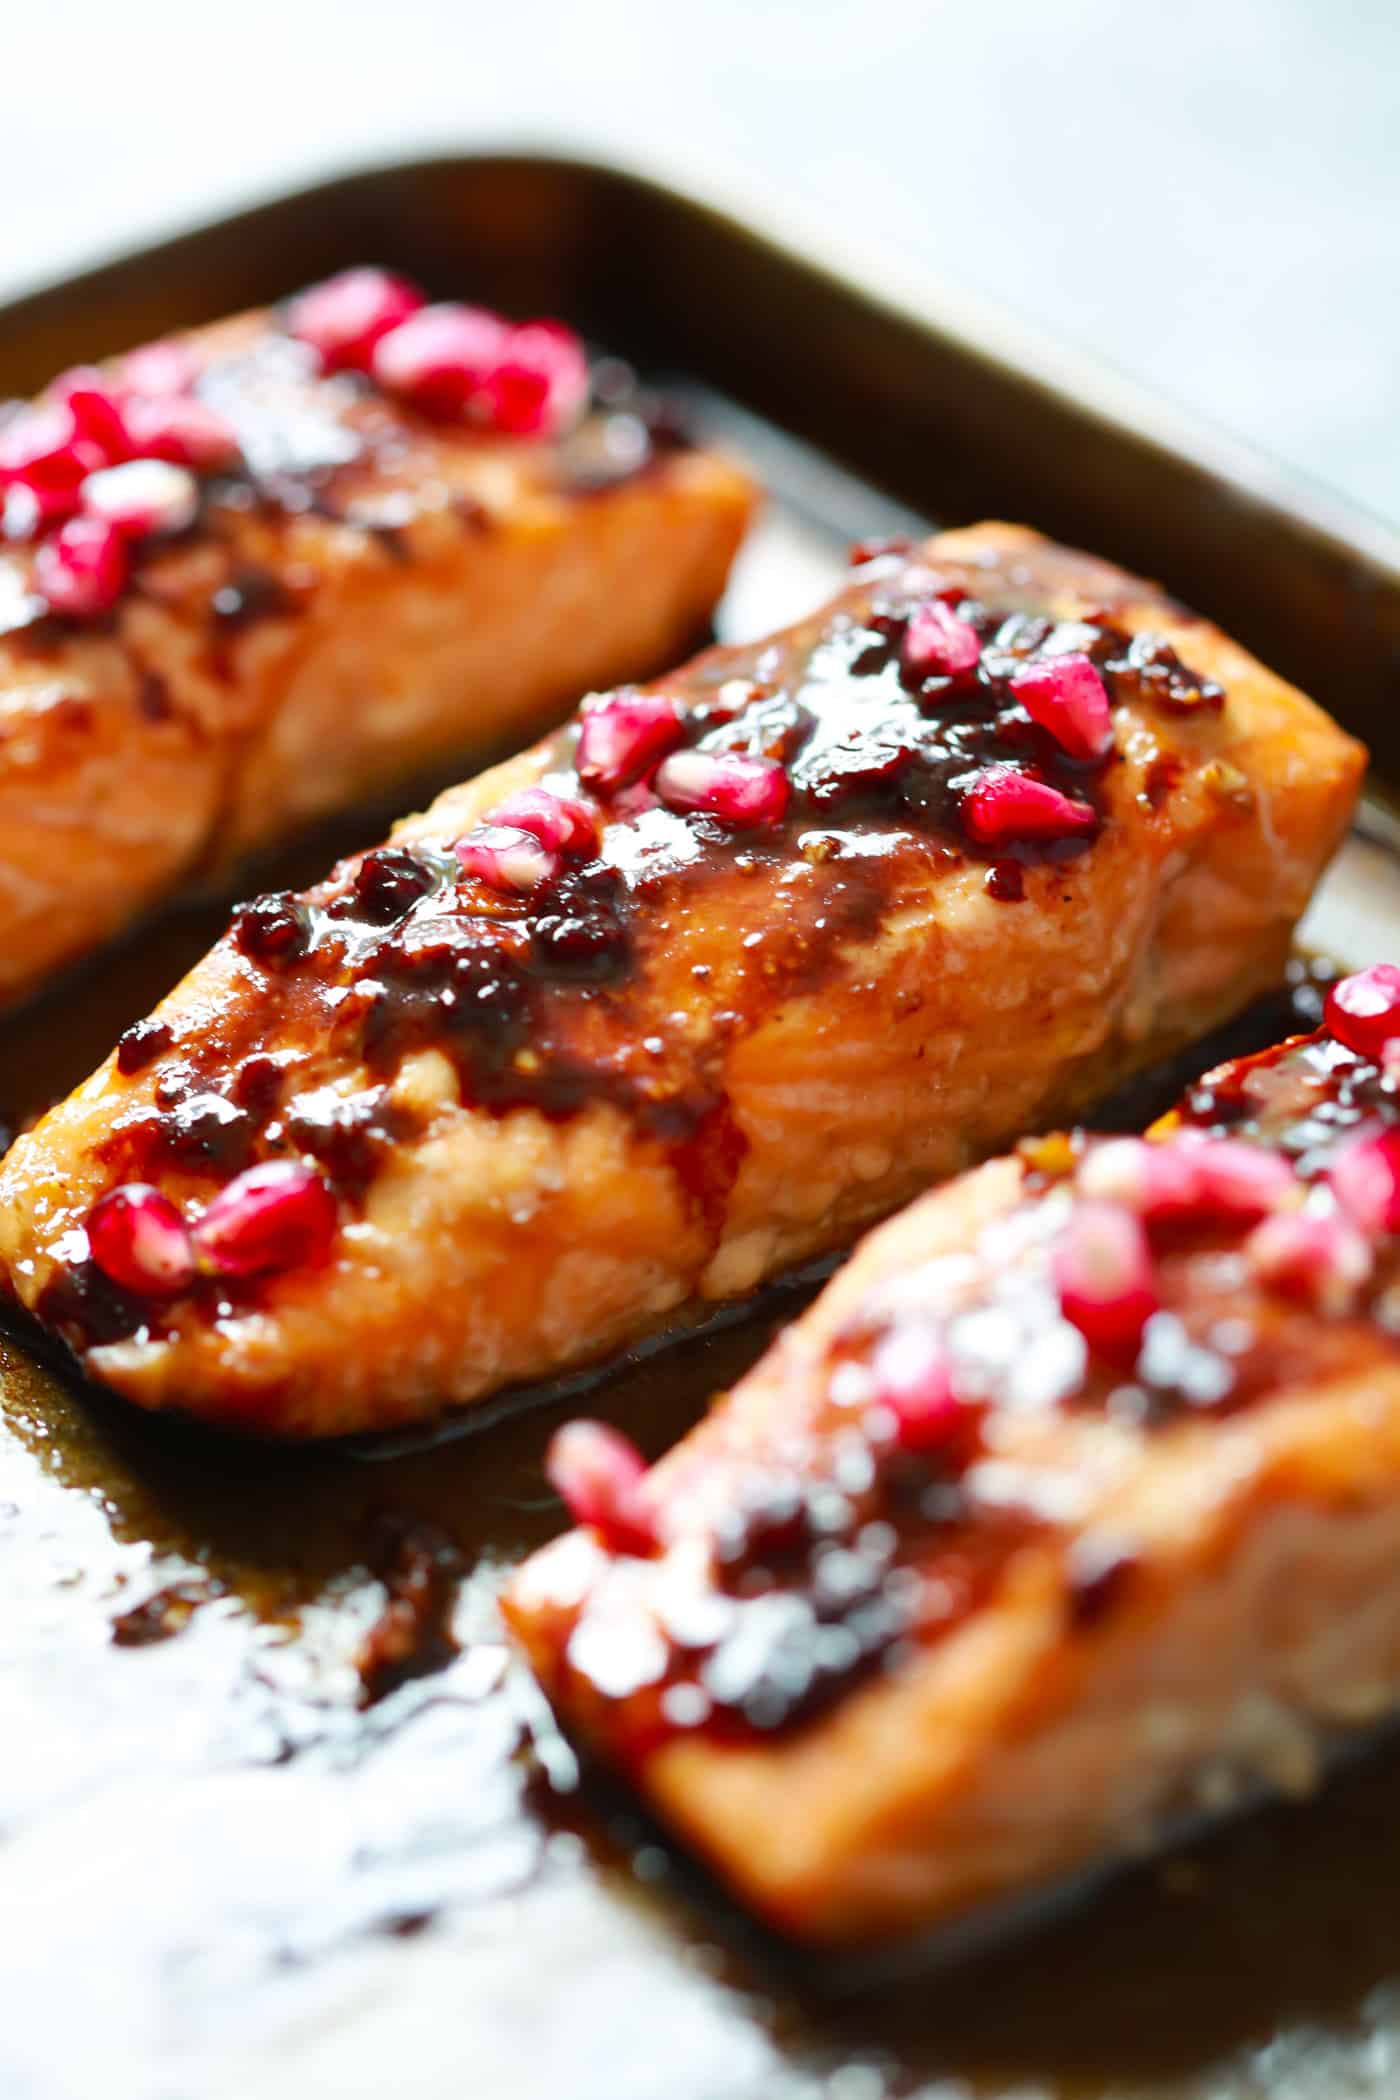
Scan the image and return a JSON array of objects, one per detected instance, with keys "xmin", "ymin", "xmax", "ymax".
[
  {"xmin": 507, "ymin": 1001, "xmax": 1400, "ymax": 1948},
  {"xmin": 0, "ymin": 525, "xmax": 1363, "ymax": 1435},
  {"xmin": 0, "ymin": 308, "xmax": 754, "ymax": 1008}
]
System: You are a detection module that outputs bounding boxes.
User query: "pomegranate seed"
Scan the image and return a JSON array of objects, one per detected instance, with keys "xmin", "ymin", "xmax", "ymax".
[
  {"xmin": 576, "ymin": 691, "xmax": 685, "ymax": 790},
  {"xmin": 1325, "ymin": 966, "xmax": 1400, "ymax": 1060},
  {"xmin": 1054, "ymin": 1200, "xmax": 1158, "ymax": 1356},
  {"xmin": 0, "ymin": 405, "xmax": 106, "ymax": 526},
  {"xmin": 49, "ymin": 368, "xmax": 131, "ymax": 462},
  {"xmin": 610, "ymin": 778, "xmax": 658, "ymax": 820},
  {"xmin": 961, "ymin": 765, "xmax": 1097, "ymax": 847},
  {"xmin": 654, "ymin": 749, "xmax": 791, "ymax": 827},
  {"xmin": 1011, "ymin": 652, "xmax": 1114, "ymax": 761},
  {"xmin": 124, "ymin": 396, "xmax": 240, "ymax": 471},
  {"xmin": 901, "ymin": 598, "xmax": 981, "ymax": 679},
  {"xmin": 81, "ymin": 459, "xmax": 198, "ymax": 539},
  {"xmin": 88, "ymin": 1184, "xmax": 195, "ymax": 1298},
  {"xmin": 121, "ymin": 340, "xmax": 197, "ymax": 398},
  {"xmin": 287, "ymin": 267, "xmax": 425, "ymax": 373},
  {"xmin": 1080, "ymin": 1133, "xmax": 1292, "ymax": 1223},
  {"xmin": 1246, "ymin": 1208, "xmax": 1371, "ymax": 1314},
  {"xmin": 1327, "ymin": 1124, "xmax": 1400, "ymax": 1238},
  {"xmin": 1177, "ymin": 1135, "xmax": 1296, "ymax": 1219},
  {"xmin": 475, "ymin": 321, "xmax": 589, "ymax": 438},
  {"xmin": 868, "ymin": 1326, "xmax": 965, "ymax": 1452},
  {"xmin": 1077, "ymin": 1137, "xmax": 1200, "ymax": 1217},
  {"xmin": 545, "ymin": 1419, "xmax": 656, "ymax": 1555},
  {"xmin": 193, "ymin": 1160, "xmax": 336, "ymax": 1279},
  {"xmin": 371, "ymin": 303, "xmax": 511, "ymax": 416},
  {"xmin": 455, "ymin": 823, "xmax": 560, "ymax": 893},
  {"xmin": 847, "ymin": 534, "xmax": 913, "ymax": 568},
  {"xmin": 33, "ymin": 517, "xmax": 129, "ymax": 617},
  {"xmin": 486, "ymin": 786, "xmax": 600, "ymax": 856}
]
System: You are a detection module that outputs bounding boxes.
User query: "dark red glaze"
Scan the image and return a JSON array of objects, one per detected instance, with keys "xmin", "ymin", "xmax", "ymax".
[
  {"xmin": 534, "ymin": 974, "xmax": 1400, "ymax": 1756},
  {"xmin": 1, "ymin": 274, "xmax": 689, "ymax": 636},
  {"xmin": 46, "ymin": 562, "xmax": 1226, "ymax": 1360},
  {"xmin": 547, "ymin": 1400, "xmax": 1030, "ymax": 1747},
  {"xmin": 984, "ymin": 859, "xmax": 1025, "ymax": 902},
  {"xmin": 114, "ymin": 1017, "xmax": 174, "ymax": 1077}
]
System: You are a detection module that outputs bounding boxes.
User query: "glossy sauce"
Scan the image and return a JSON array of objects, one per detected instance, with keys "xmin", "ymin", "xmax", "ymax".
[
  {"xmin": 1, "ymin": 323, "xmax": 689, "ymax": 651},
  {"xmin": 40, "ymin": 561, "xmax": 1224, "ymax": 1355},
  {"xmin": 536, "ymin": 1017, "xmax": 1400, "ymax": 1757}
]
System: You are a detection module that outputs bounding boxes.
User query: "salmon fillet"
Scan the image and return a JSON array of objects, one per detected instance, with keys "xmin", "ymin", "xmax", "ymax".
[
  {"xmin": 0, "ymin": 524, "xmax": 1363, "ymax": 1436},
  {"xmin": 505, "ymin": 977, "xmax": 1400, "ymax": 1949},
  {"xmin": 0, "ymin": 282, "xmax": 755, "ymax": 1008}
]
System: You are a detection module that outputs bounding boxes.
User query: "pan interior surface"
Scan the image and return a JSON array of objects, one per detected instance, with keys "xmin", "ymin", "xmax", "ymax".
[{"xmin": 3, "ymin": 158, "xmax": 1400, "ymax": 2100}]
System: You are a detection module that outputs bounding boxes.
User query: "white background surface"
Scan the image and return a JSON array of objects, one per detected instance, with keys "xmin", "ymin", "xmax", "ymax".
[{"xmin": 5, "ymin": 0, "xmax": 1399, "ymax": 522}]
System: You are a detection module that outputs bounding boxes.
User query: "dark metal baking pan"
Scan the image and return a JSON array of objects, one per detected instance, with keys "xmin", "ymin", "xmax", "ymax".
[{"xmin": 3, "ymin": 152, "xmax": 1400, "ymax": 2100}]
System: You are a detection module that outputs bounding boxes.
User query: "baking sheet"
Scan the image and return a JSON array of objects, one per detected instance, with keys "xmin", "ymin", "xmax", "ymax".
[{"xmin": 4, "ymin": 169, "xmax": 1400, "ymax": 2100}]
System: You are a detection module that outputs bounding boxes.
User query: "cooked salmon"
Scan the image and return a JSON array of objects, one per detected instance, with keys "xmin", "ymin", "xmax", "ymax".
[
  {"xmin": 0, "ymin": 524, "xmax": 1363, "ymax": 1436},
  {"xmin": 505, "ymin": 973, "xmax": 1400, "ymax": 1948},
  {"xmin": 0, "ymin": 274, "xmax": 755, "ymax": 1008}
]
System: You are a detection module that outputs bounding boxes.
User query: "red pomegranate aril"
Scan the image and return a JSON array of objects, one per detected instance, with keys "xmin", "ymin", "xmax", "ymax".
[
  {"xmin": 124, "ymin": 396, "xmax": 240, "ymax": 471},
  {"xmin": 1179, "ymin": 1135, "xmax": 1297, "ymax": 1219},
  {"xmin": 962, "ymin": 766, "xmax": 1097, "ymax": 847},
  {"xmin": 1010, "ymin": 652, "xmax": 1114, "ymax": 761},
  {"xmin": 49, "ymin": 368, "xmax": 132, "ymax": 463},
  {"xmin": 1246, "ymin": 1208, "xmax": 1371, "ymax": 1314},
  {"xmin": 576, "ymin": 691, "xmax": 685, "ymax": 791},
  {"xmin": 0, "ymin": 405, "xmax": 107, "ymax": 524},
  {"xmin": 121, "ymin": 339, "xmax": 197, "ymax": 399},
  {"xmin": 1324, "ymin": 965, "xmax": 1400, "ymax": 1059},
  {"xmin": 654, "ymin": 749, "xmax": 790, "ymax": 827},
  {"xmin": 82, "ymin": 459, "xmax": 199, "ymax": 539},
  {"xmin": 545, "ymin": 1419, "xmax": 657, "ymax": 1555},
  {"xmin": 456, "ymin": 824, "xmax": 561, "ymax": 893},
  {"xmin": 1077, "ymin": 1136, "xmax": 1200, "ymax": 1218},
  {"xmin": 192, "ymin": 1160, "xmax": 336, "ymax": 1280},
  {"xmin": 901, "ymin": 597, "xmax": 981, "ymax": 679},
  {"xmin": 847, "ymin": 534, "xmax": 913, "ymax": 569},
  {"xmin": 287, "ymin": 268, "xmax": 426, "ymax": 374},
  {"xmin": 476, "ymin": 321, "xmax": 589, "ymax": 438},
  {"xmin": 33, "ymin": 517, "xmax": 129, "ymax": 617},
  {"xmin": 371, "ymin": 303, "xmax": 511, "ymax": 415},
  {"xmin": 869, "ymin": 1326, "xmax": 964, "ymax": 1453},
  {"xmin": 487, "ymin": 786, "xmax": 600, "ymax": 856},
  {"xmin": 1327, "ymin": 1124, "xmax": 1400, "ymax": 1238},
  {"xmin": 88, "ymin": 1184, "xmax": 195, "ymax": 1298},
  {"xmin": 1080, "ymin": 1133, "xmax": 1292, "ymax": 1223},
  {"xmin": 1054, "ymin": 1200, "xmax": 1158, "ymax": 1356}
]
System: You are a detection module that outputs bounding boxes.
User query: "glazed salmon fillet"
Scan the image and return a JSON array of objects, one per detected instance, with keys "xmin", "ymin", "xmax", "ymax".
[
  {"xmin": 0, "ymin": 525, "xmax": 1362, "ymax": 1436},
  {"xmin": 0, "ymin": 268, "xmax": 754, "ymax": 1007},
  {"xmin": 506, "ymin": 973, "xmax": 1400, "ymax": 1948}
]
